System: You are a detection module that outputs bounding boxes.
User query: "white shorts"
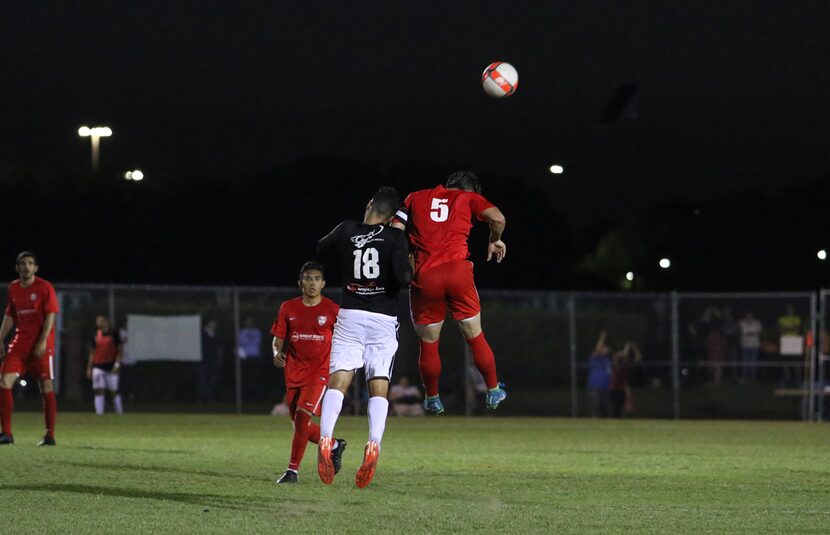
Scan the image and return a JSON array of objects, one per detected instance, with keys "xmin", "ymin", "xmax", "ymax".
[
  {"xmin": 330, "ymin": 308, "xmax": 398, "ymax": 380},
  {"xmin": 91, "ymin": 367, "xmax": 120, "ymax": 392}
]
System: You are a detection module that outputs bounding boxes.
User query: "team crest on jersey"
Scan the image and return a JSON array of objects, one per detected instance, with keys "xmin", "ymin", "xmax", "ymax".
[
  {"xmin": 350, "ymin": 226, "xmax": 384, "ymax": 249},
  {"xmin": 317, "ymin": 316, "xmax": 327, "ymax": 326},
  {"xmin": 30, "ymin": 293, "xmax": 37, "ymax": 301}
]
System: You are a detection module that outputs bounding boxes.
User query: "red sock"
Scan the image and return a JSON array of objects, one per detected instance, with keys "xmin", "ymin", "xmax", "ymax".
[
  {"xmin": 466, "ymin": 333, "xmax": 499, "ymax": 389},
  {"xmin": 307, "ymin": 422, "xmax": 320, "ymax": 444},
  {"xmin": 288, "ymin": 411, "xmax": 312, "ymax": 471},
  {"xmin": 418, "ymin": 339, "xmax": 441, "ymax": 397},
  {"xmin": 42, "ymin": 391, "xmax": 57, "ymax": 438},
  {"xmin": 0, "ymin": 387, "xmax": 13, "ymax": 435}
]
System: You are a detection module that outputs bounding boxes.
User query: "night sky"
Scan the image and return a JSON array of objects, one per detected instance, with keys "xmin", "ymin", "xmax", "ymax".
[{"xmin": 2, "ymin": 2, "xmax": 830, "ymax": 289}]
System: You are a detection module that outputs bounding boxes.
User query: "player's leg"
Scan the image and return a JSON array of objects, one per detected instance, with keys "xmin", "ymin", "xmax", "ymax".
[
  {"xmin": 92, "ymin": 368, "xmax": 106, "ymax": 414},
  {"xmin": 410, "ymin": 267, "xmax": 449, "ymax": 412},
  {"xmin": 281, "ymin": 378, "xmax": 328, "ymax": 483},
  {"xmin": 37, "ymin": 379, "xmax": 57, "ymax": 445},
  {"xmin": 317, "ymin": 370, "xmax": 353, "ymax": 484},
  {"xmin": 0, "ymin": 367, "xmax": 19, "ymax": 444},
  {"xmin": 105, "ymin": 370, "xmax": 123, "ymax": 414}
]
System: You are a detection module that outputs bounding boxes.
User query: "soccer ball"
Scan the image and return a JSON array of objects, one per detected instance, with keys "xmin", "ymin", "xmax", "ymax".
[{"xmin": 481, "ymin": 62, "xmax": 519, "ymax": 98}]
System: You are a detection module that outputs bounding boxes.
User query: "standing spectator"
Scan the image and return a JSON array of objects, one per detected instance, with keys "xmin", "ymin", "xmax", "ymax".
[
  {"xmin": 702, "ymin": 307, "xmax": 727, "ymax": 385},
  {"xmin": 587, "ymin": 331, "xmax": 612, "ymax": 417},
  {"xmin": 86, "ymin": 315, "xmax": 124, "ymax": 414},
  {"xmin": 199, "ymin": 319, "xmax": 221, "ymax": 403},
  {"xmin": 609, "ymin": 342, "xmax": 638, "ymax": 418},
  {"xmin": 777, "ymin": 304, "xmax": 803, "ymax": 387},
  {"xmin": 237, "ymin": 317, "xmax": 264, "ymax": 403},
  {"xmin": 738, "ymin": 311, "xmax": 763, "ymax": 383},
  {"xmin": 389, "ymin": 376, "xmax": 424, "ymax": 417}
]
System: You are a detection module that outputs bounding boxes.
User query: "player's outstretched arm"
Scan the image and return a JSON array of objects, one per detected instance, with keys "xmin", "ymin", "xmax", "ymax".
[
  {"xmin": 481, "ymin": 207, "xmax": 506, "ymax": 263},
  {"xmin": 317, "ymin": 222, "xmax": 345, "ymax": 256}
]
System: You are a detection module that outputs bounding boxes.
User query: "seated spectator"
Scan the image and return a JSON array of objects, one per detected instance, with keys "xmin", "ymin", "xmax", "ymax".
[{"xmin": 389, "ymin": 376, "xmax": 424, "ymax": 417}]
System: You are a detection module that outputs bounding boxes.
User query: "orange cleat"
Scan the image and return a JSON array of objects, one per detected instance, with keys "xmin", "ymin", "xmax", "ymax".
[
  {"xmin": 318, "ymin": 436, "xmax": 335, "ymax": 484},
  {"xmin": 355, "ymin": 441, "xmax": 380, "ymax": 488}
]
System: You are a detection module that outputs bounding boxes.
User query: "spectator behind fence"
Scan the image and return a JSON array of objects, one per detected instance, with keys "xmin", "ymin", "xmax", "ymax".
[
  {"xmin": 610, "ymin": 342, "xmax": 639, "ymax": 418},
  {"xmin": 237, "ymin": 317, "xmax": 265, "ymax": 403},
  {"xmin": 738, "ymin": 311, "xmax": 762, "ymax": 383},
  {"xmin": 777, "ymin": 304, "xmax": 803, "ymax": 387},
  {"xmin": 389, "ymin": 376, "xmax": 424, "ymax": 416},
  {"xmin": 199, "ymin": 319, "xmax": 221, "ymax": 403},
  {"xmin": 587, "ymin": 331, "xmax": 612, "ymax": 417}
]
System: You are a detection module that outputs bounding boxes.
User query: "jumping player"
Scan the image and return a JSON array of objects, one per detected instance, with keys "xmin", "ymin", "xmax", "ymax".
[
  {"xmin": 271, "ymin": 262, "xmax": 345, "ymax": 484},
  {"xmin": 86, "ymin": 316, "xmax": 124, "ymax": 415},
  {"xmin": 0, "ymin": 252, "xmax": 60, "ymax": 446},
  {"xmin": 316, "ymin": 186, "xmax": 412, "ymax": 488},
  {"xmin": 391, "ymin": 171, "xmax": 507, "ymax": 414}
]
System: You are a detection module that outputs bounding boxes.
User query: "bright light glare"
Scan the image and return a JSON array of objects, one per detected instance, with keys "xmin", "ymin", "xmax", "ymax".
[
  {"xmin": 132, "ymin": 170, "xmax": 144, "ymax": 181},
  {"xmin": 659, "ymin": 258, "xmax": 671, "ymax": 269},
  {"xmin": 819, "ymin": 249, "xmax": 828, "ymax": 260},
  {"xmin": 79, "ymin": 126, "xmax": 111, "ymax": 137},
  {"xmin": 625, "ymin": 271, "xmax": 635, "ymax": 281},
  {"xmin": 549, "ymin": 164, "xmax": 564, "ymax": 174},
  {"xmin": 78, "ymin": 126, "xmax": 91, "ymax": 137}
]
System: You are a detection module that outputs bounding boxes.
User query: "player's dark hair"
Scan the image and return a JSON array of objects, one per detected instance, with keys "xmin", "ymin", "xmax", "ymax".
[
  {"xmin": 445, "ymin": 171, "xmax": 481, "ymax": 193},
  {"xmin": 299, "ymin": 261, "xmax": 325, "ymax": 280},
  {"xmin": 369, "ymin": 186, "xmax": 401, "ymax": 219},
  {"xmin": 16, "ymin": 251, "xmax": 37, "ymax": 264}
]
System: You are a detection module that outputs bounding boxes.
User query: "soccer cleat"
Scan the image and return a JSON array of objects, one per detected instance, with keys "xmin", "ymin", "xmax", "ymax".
[
  {"xmin": 355, "ymin": 441, "xmax": 380, "ymax": 488},
  {"xmin": 317, "ymin": 436, "xmax": 335, "ymax": 485},
  {"xmin": 423, "ymin": 395, "xmax": 445, "ymax": 415},
  {"xmin": 276, "ymin": 470, "xmax": 298, "ymax": 484},
  {"xmin": 0, "ymin": 433, "xmax": 14, "ymax": 445},
  {"xmin": 486, "ymin": 383, "xmax": 507, "ymax": 410},
  {"xmin": 36, "ymin": 435, "xmax": 56, "ymax": 446},
  {"xmin": 331, "ymin": 438, "xmax": 347, "ymax": 475}
]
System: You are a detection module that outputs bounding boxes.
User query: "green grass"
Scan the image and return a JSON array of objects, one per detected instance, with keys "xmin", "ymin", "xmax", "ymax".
[{"xmin": 1, "ymin": 413, "xmax": 829, "ymax": 534}]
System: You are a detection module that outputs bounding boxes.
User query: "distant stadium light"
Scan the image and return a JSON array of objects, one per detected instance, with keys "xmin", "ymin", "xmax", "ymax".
[
  {"xmin": 659, "ymin": 258, "xmax": 671, "ymax": 269},
  {"xmin": 78, "ymin": 124, "xmax": 112, "ymax": 173},
  {"xmin": 625, "ymin": 271, "xmax": 635, "ymax": 281},
  {"xmin": 549, "ymin": 164, "xmax": 564, "ymax": 174},
  {"xmin": 124, "ymin": 170, "xmax": 144, "ymax": 181},
  {"xmin": 819, "ymin": 249, "xmax": 828, "ymax": 261}
]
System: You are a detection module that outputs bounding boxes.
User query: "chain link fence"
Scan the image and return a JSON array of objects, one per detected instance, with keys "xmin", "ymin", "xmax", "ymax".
[{"xmin": 1, "ymin": 284, "xmax": 825, "ymax": 421}]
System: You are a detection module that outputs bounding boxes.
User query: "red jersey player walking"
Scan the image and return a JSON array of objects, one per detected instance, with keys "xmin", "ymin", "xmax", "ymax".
[
  {"xmin": 0, "ymin": 252, "xmax": 60, "ymax": 446},
  {"xmin": 271, "ymin": 262, "xmax": 345, "ymax": 484},
  {"xmin": 392, "ymin": 171, "xmax": 508, "ymax": 414}
]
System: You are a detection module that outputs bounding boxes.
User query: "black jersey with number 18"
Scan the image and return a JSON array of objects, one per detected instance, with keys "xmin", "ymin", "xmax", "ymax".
[{"xmin": 317, "ymin": 220, "xmax": 412, "ymax": 317}]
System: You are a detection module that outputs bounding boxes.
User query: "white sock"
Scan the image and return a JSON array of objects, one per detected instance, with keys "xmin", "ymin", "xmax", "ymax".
[
  {"xmin": 367, "ymin": 396, "xmax": 389, "ymax": 445},
  {"xmin": 319, "ymin": 389, "xmax": 344, "ymax": 439},
  {"xmin": 94, "ymin": 395, "xmax": 104, "ymax": 415},
  {"xmin": 113, "ymin": 394, "xmax": 123, "ymax": 414}
]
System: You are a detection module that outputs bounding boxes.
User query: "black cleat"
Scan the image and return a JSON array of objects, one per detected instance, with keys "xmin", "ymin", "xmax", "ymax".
[
  {"xmin": 276, "ymin": 470, "xmax": 298, "ymax": 484},
  {"xmin": 0, "ymin": 433, "xmax": 14, "ymax": 445},
  {"xmin": 36, "ymin": 436, "xmax": 56, "ymax": 446},
  {"xmin": 331, "ymin": 438, "xmax": 347, "ymax": 474}
]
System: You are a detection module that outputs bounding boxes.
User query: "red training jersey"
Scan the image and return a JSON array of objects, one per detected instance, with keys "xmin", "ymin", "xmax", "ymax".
[
  {"xmin": 5, "ymin": 277, "xmax": 60, "ymax": 355},
  {"xmin": 270, "ymin": 296, "xmax": 339, "ymax": 388},
  {"xmin": 394, "ymin": 185, "xmax": 495, "ymax": 273},
  {"xmin": 91, "ymin": 328, "xmax": 121, "ymax": 366}
]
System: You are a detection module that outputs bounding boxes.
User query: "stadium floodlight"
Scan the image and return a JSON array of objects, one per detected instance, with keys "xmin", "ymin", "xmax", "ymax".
[
  {"xmin": 819, "ymin": 249, "xmax": 827, "ymax": 261},
  {"xmin": 625, "ymin": 271, "xmax": 635, "ymax": 281},
  {"xmin": 78, "ymin": 125, "xmax": 112, "ymax": 173},
  {"xmin": 124, "ymin": 169, "xmax": 144, "ymax": 181},
  {"xmin": 549, "ymin": 164, "xmax": 564, "ymax": 174},
  {"xmin": 659, "ymin": 258, "xmax": 671, "ymax": 269}
]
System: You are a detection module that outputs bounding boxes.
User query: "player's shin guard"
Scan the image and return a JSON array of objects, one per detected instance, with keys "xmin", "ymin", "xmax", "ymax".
[
  {"xmin": 418, "ymin": 339, "xmax": 441, "ymax": 397},
  {"xmin": 0, "ymin": 387, "xmax": 13, "ymax": 435},
  {"xmin": 42, "ymin": 391, "xmax": 57, "ymax": 438},
  {"xmin": 319, "ymin": 389, "xmax": 344, "ymax": 439},
  {"xmin": 466, "ymin": 332, "xmax": 499, "ymax": 389},
  {"xmin": 289, "ymin": 411, "xmax": 312, "ymax": 471},
  {"xmin": 367, "ymin": 396, "xmax": 389, "ymax": 445}
]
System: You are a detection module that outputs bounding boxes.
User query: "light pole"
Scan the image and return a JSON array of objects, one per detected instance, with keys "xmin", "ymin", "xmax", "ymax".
[{"xmin": 78, "ymin": 126, "xmax": 112, "ymax": 174}]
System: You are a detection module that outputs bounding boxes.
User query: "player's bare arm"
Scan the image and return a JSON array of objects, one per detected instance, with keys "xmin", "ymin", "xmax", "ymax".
[
  {"xmin": 113, "ymin": 340, "xmax": 124, "ymax": 374},
  {"xmin": 481, "ymin": 206, "xmax": 507, "ymax": 263},
  {"xmin": 0, "ymin": 314, "xmax": 14, "ymax": 359},
  {"xmin": 86, "ymin": 345, "xmax": 96, "ymax": 379},
  {"xmin": 34, "ymin": 313, "xmax": 56, "ymax": 358},
  {"xmin": 272, "ymin": 336, "xmax": 286, "ymax": 367}
]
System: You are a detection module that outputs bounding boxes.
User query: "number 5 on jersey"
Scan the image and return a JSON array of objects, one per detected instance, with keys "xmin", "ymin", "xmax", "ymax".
[
  {"xmin": 430, "ymin": 198, "xmax": 449, "ymax": 222},
  {"xmin": 353, "ymin": 248, "xmax": 380, "ymax": 279}
]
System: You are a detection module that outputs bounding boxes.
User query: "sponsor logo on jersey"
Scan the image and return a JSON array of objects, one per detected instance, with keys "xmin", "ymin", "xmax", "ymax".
[
  {"xmin": 350, "ymin": 226, "xmax": 385, "ymax": 249},
  {"xmin": 30, "ymin": 293, "xmax": 37, "ymax": 301},
  {"xmin": 290, "ymin": 331, "xmax": 325, "ymax": 342}
]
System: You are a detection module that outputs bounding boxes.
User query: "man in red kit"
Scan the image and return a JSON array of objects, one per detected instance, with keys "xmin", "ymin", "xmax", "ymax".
[
  {"xmin": 86, "ymin": 315, "xmax": 124, "ymax": 415},
  {"xmin": 391, "ymin": 171, "xmax": 507, "ymax": 414},
  {"xmin": 271, "ymin": 261, "xmax": 346, "ymax": 484},
  {"xmin": 0, "ymin": 252, "xmax": 60, "ymax": 445}
]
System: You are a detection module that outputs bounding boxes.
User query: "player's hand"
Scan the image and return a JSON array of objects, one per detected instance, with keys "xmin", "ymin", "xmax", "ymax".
[
  {"xmin": 487, "ymin": 240, "xmax": 506, "ymax": 263},
  {"xmin": 34, "ymin": 340, "xmax": 47, "ymax": 357},
  {"xmin": 273, "ymin": 350, "xmax": 286, "ymax": 368}
]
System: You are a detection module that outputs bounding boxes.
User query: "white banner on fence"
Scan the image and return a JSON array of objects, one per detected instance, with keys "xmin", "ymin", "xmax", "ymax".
[{"xmin": 126, "ymin": 314, "xmax": 202, "ymax": 362}]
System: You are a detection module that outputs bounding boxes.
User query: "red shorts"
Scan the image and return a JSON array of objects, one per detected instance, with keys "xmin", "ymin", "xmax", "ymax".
[
  {"xmin": 286, "ymin": 375, "xmax": 327, "ymax": 418},
  {"xmin": 0, "ymin": 349, "xmax": 54, "ymax": 381},
  {"xmin": 410, "ymin": 260, "xmax": 481, "ymax": 325}
]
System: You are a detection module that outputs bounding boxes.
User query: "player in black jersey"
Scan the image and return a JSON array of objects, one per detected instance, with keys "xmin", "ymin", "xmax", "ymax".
[{"xmin": 315, "ymin": 186, "xmax": 412, "ymax": 488}]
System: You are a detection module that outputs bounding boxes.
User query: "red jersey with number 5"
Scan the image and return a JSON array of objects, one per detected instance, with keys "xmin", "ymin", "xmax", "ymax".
[
  {"xmin": 270, "ymin": 296, "xmax": 339, "ymax": 388},
  {"xmin": 5, "ymin": 278, "xmax": 60, "ymax": 355},
  {"xmin": 394, "ymin": 185, "xmax": 495, "ymax": 273}
]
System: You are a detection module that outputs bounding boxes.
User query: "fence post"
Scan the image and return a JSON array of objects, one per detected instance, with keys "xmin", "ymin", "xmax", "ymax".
[
  {"xmin": 233, "ymin": 287, "xmax": 242, "ymax": 415},
  {"xmin": 568, "ymin": 293, "xmax": 577, "ymax": 418},
  {"xmin": 671, "ymin": 291, "xmax": 680, "ymax": 420}
]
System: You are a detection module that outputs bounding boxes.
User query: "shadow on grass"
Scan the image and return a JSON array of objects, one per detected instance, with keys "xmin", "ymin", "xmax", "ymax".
[
  {"xmin": 0, "ymin": 483, "xmax": 272, "ymax": 511},
  {"xmin": 66, "ymin": 445, "xmax": 191, "ymax": 455},
  {"xmin": 58, "ymin": 460, "xmax": 261, "ymax": 481}
]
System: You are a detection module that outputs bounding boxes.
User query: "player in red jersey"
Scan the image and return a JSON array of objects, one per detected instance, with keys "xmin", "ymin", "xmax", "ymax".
[
  {"xmin": 86, "ymin": 315, "xmax": 124, "ymax": 415},
  {"xmin": 271, "ymin": 261, "xmax": 346, "ymax": 484},
  {"xmin": 391, "ymin": 171, "xmax": 507, "ymax": 414},
  {"xmin": 0, "ymin": 252, "xmax": 60, "ymax": 446}
]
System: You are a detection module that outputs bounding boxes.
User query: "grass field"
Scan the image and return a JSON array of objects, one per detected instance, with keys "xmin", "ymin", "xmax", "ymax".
[{"xmin": 1, "ymin": 412, "xmax": 828, "ymax": 533}]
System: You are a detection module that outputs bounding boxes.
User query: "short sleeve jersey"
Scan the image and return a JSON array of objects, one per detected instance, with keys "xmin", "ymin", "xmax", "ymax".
[
  {"xmin": 270, "ymin": 296, "xmax": 339, "ymax": 387},
  {"xmin": 394, "ymin": 185, "xmax": 495, "ymax": 273},
  {"xmin": 91, "ymin": 328, "xmax": 122, "ymax": 369},
  {"xmin": 5, "ymin": 278, "xmax": 59, "ymax": 355}
]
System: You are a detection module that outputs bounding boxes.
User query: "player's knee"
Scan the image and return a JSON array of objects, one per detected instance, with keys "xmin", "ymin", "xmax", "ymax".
[
  {"xmin": 414, "ymin": 322, "xmax": 442, "ymax": 343},
  {"xmin": 456, "ymin": 315, "xmax": 482, "ymax": 339},
  {"xmin": 0, "ymin": 374, "xmax": 16, "ymax": 389},
  {"xmin": 39, "ymin": 379, "xmax": 54, "ymax": 393},
  {"xmin": 95, "ymin": 389, "xmax": 105, "ymax": 395}
]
